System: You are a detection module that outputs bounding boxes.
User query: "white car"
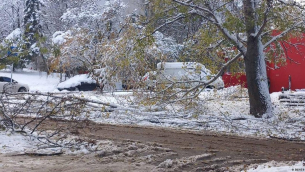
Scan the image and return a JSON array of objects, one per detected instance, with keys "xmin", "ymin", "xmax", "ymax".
[
  {"xmin": 143, "ymin": 62, "xmax": 224, "ymax": 89},
  {"xmin": 0, "ymin": 76, "xmax": 29, "ymax": 93}
]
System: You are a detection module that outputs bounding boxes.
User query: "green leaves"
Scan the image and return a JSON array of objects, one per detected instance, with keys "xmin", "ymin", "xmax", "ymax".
[{"xmin": 223, "ymin": 11, "xmax": 245, "ymax": 33}]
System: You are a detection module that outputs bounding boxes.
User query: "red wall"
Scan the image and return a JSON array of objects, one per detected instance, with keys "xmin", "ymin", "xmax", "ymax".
[
  {"xmin": 222, "ymin": 34, "xmax": 305, "ymax": 92},
  {"xmin": 222, "ymin": 72, "xmax": 247, "ymax": 88},
  {"xmin": 266, "ymin": 35, "xmax": 305, "ymax": 92}
]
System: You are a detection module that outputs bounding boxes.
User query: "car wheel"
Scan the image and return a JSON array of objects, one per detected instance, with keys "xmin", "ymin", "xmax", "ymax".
[{"xmin": 18, "ymin": 87, "xmax": 27, "ymax": 92}]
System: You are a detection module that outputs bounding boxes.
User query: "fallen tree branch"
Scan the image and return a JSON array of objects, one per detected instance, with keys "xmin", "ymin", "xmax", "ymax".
[{"xmin": 13, "ymin": 151, "xmax": 63, "ymax": 157}]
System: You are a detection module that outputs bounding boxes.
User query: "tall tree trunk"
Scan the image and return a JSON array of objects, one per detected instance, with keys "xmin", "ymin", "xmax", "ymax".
[
  {"xmin": 243, "ymin": 0, "xmax": 272, "ymax": 118},
  {"xmin": 244, "ymin": 36, "xmax": 272, "ymax": 117}
]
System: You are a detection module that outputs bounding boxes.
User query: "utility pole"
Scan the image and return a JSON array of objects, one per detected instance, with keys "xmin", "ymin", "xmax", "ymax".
[{"xmin": 10, "ymin": 63, "xmax": 13, "ymax": 83}]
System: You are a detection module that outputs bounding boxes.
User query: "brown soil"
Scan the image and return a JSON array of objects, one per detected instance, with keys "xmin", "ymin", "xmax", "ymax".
[{"xmin": 1, "ymin": 118, "xmax": 304, "ymax": 172}]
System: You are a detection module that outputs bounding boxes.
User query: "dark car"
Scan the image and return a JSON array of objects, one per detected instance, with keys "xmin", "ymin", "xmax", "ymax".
[{"xmin": 57, "ymin": 74, "xmax": 99, "ymax": 91}]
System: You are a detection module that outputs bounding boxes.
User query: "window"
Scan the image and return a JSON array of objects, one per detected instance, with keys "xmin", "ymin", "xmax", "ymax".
[{"xmin": 2, "ymin": 77, "xmax": 12, "ymax": 82}]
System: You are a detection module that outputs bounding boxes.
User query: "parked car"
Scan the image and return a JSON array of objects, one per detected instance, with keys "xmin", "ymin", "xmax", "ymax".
[
  {"xmin": 143, "ymin": 62, "xmax": 224, "ymax": 89},
  {"xmin": 0, "ymin": 76, "xmax": 29, "ymax": 93},
  {"xmin": 57, "ymin": 74, "xmax": 99, "ymax": 91}
]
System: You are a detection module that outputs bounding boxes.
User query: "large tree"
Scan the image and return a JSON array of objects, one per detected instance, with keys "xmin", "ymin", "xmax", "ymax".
[
  {"xmin": 49, "ymin": 0, "xmax": 128, "ymax": 74},
  {"xmin": 24, "ymin": 0, "xmax": 43, "ymax": 45},
  {"xmin": 23, "ymin": 0, "xmax": 48, "ymax": 71},
  {"xmin": 146, "ymin": 0, "xmax": 305, "ymax": 117}
]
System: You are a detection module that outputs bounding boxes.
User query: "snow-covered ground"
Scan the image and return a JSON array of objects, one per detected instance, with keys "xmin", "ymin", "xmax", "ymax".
[
  {"xmin": 0, "ymin": 70, "xmax": 304, "ymax": 171},
  {"xmin": 242, "ymin": 161, "xmax": 305, "ymax": 172},
  {"xmin": 0, "ymin": 69, "xmax": 60, "ymax": 92},
  {"xmin": 0, "ymin": 131, "xmax": 38, "ymax": 154},
  {"xmin": 1, "ymin": 69, "xmax": 305, "ymax": 141}
]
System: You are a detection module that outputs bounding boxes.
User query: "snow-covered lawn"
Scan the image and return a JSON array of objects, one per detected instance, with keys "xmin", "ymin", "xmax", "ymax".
[
  {"xmin": 0, "ymin": 70, "xmax": 304, "ymax": 171},
  {"xmin": 0, "ymin": 69, "xmax": 60, "ymax": 92}
]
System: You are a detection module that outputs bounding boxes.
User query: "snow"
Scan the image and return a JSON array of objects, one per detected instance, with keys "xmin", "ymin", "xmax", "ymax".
[
  {"xmin": 5, "ymin": 28, "xmax": 22, "ymax": 41},
  {"xmin": 0, "ymin": 130, "xmax": 103, "ymax": 155},
  {"xmin": 52, "ymin": 30, "xmax": 71, "ymax": 45},
  {"xmin": 60, "ymin": 0, "xmax": 125, "ymax": 26},
  {"xmin": 242, "ymin": 161, "xmax": 305, "ymax": 172},
  {"xmin": 158, "ymin": 154, "xmax": 213, "ymax": 169},
  {"xmin": 0, "ymin": 70, "xmax": 304, "ymax": 170},
  {"xmin": 30, "ymin": 43, "xmax": 40, "ymax": 54},
  {"xmin": 1, "ymin": 70, "xmax": 304, "ymax": 141},
  {"xmin": 151, "ymin": 31, "xmax": 183, "ymax": 60},
  {"xmin": 57, "ymin": 74, "xmax": 96, "ymax": 89},
  {"xmin": 0, "ymin": 69, "xmax": 60, "ymax": 92},
  {"xmin": 0, "ymin": 131, "xmax": 38, "ymax": 154}
]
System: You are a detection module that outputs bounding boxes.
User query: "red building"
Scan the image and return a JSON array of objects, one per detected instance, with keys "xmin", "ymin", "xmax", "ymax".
[
  {"xmin": 222, "ymin": 72, "xmax": 247, "ymax": 88},
  {"xmin": 267, "ymin": 35, "xmax": 305, "ymax": 93},
  {"xmin": 222, "ymin": 34, "xmax": 305, "ymax": 93}
]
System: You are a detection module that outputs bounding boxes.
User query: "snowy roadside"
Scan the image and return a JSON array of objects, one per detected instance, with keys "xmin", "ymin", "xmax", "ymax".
[
  {"xmin": 77, "ymin": 90, "xmax": 305, "ymax": 141},
  {"xmin": 0, "ymin": 130, "xmax": 93, "ymax": 155},
  {"xmin": 1, "ymin": 70, "xmax": 304, "ymax": 141},
  {"xmin": 1, "ymin": 70, "xmax": 304, "ymax": 171}
]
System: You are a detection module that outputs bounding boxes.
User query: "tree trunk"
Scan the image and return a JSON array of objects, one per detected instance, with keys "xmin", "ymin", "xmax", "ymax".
[
  {"xmin": 17, "ymin": 7, "xmax": 20, "ymax": 28},
  {"xmin": 243, "ymin": 0, "xmax": 273, "ymax": 118},
  {"xmin": 244, "ymin": 36, "xmax": 272, "ymax": 118},
  {"xmin": 12, "ymin": 6, "xmax": 15, "ymax": 30}
]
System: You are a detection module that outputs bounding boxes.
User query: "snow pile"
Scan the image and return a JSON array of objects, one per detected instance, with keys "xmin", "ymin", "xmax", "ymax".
[
  {"xmin": 57, "ymin": 74, "xmax": 96, "ymax": 89},
  {"xmin": 242, "ymin": 161, "xmax": 305, "ymax": 172}
]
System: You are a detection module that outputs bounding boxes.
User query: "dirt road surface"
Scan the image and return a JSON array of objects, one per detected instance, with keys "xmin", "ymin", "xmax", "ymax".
[{"xmin": 1, "ymin": 119, "xmax": 305, "ymax": 172}]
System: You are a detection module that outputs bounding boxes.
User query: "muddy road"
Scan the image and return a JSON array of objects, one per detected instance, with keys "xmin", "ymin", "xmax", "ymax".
[{"xmin": 2, "ymin": 118, "xmax": 305, "ymax": 172}]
